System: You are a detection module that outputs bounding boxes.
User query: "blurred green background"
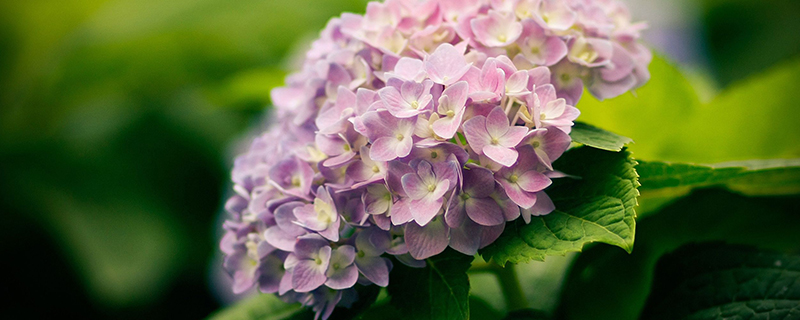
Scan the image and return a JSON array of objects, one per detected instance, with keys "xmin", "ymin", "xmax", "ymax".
[{"xmin": 0, "ymin": 0, "xmax": 798, "ymax": 318}]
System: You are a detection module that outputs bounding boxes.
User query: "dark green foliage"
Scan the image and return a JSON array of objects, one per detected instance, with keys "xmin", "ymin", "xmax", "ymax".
[
  {"xmin": 559, "ymin": 190, "xmax": 800, "ymax": 320},
  {"xmin": 388, "ymin": 250, "xmax": 474, "ymax": 320},
  {"xmin": 641, "ymin": 243, "xmax": 800, "ymax": 320}
]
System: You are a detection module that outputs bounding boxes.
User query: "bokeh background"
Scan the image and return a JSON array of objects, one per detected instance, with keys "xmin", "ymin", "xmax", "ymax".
[{"xmin": 1, "ymin": 0, "xmax": 798, "ymax": 319}]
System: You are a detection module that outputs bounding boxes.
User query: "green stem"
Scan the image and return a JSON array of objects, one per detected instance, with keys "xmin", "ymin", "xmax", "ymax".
[
  {"xmin": 494, "ymin": 262, "xmax": 529, "ymax": 311},
  {"xmin": 469, "ymin": 259, "xmax": 529, "ymax": 310}
]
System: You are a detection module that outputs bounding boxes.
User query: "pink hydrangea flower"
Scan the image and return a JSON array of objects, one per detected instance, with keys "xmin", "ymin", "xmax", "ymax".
[{"xmin": 220, "ymin": 0, "xmax": 651, "ymax": 318}]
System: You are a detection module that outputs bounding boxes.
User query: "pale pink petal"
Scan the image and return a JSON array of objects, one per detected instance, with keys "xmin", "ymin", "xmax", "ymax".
[
  {"xmin": 370, "ymin": 136, "xmax": 401, "ymax": 161},
  {"xmin": 425, "ymin": 43, "xmax": 471, "ymax": 85},
  {"xmin": 462, "ymin": 115, "xmax": 491, "ymax": 153},
  {"xmin": 498, "ymin": 179, "xmax": 537, "ymax": 209},
  {"xmin": 499, "ymin": 126, "xmax": 529, "ymax": 147},
  {"xmin": 517, "ymin": 170, "xmax": 552, "ymax": 193},
  {"xmin": 485, "ymin": 106, "xmax": 510, "ymax": 138},
  {"xmin": 484, "ymin": 144, "xmax": 518, "ymax": 167}
]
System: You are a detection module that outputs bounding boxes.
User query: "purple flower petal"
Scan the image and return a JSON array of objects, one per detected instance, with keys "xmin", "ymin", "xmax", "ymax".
[
  {"xmin": 355, "ymin": 256, "xmax": 390, "ymax": 287},
  {"xmin": 478, "ymin": 223, "xmax": 505, "ymax": 248},
  {"xmin": 498, "ymin": 179, "xmax": 537, "ymax": 209},
  {"xmin": 517, "ymin": 170, "xmax": 552, "ymax": 193},
  {"xmin": 465, "ymin": 197, "xmax": 505, "ymax": 226},
  {"xmin": 405, "ymin": 218, "xmax": 450, "ymax": 260},
  {"xmin": 462, "ymin": 115, "xmax": 490, "ymax": 153},
  {"xmin": 264, "ymin": 226, "xmax": 300, "ymax": 252},
  {"xmin": 390, "ymin": 199, "xmax": 414, "ymax": 225},
  {"xmin": 448, "ymin": 220, "xmax": 481, "ymax": 255},
  {"xmin": 292, "ymin": 259, "xmax": 329, "ymax": 292},
  {"xmin": 258, "ymin": 254, "xmax": 285, "ymax": 294},
  {"xmin": 356, "ymin": 227, "xmax": 391, "ymax": 256},
  {"xmin": 410, "ymin": 193, "xmax": 446, "ymax": 226},
  {"xmin": 325, "ymin": 246, "xmax": 358, "ymax": 290},
  {"xmin": 463, "ymin": 165, "xmax": 496, "ymax": 198}
]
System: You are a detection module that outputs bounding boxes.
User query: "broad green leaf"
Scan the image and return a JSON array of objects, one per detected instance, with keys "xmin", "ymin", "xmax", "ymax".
[
  {"xmin": 576, "ymin": 55, "xmax": 800, "ymax": 163},
  {"xmin": 208, "ymin": 294, "xmax": 307, "ymax": 320},
  {"xmin": 636, "ymin": 159, "xmax": 800, "ymax": 215},
  {"xmin": 637, "ymin": 159, "xmax": 800, "ymax": 215},
  {"xmin": 569, "ymin": 122, "xmax": 633, "ymax": 152},
  {"xmin": 480, "ymin": 147, "xmax": 639, "ymax": 265},
  {"xmin": 559, "ymin": 190, "xmax": 800, "ymax": 320},
  {"xmin": 641, "ymin": 243, "xmax": 800, "ymax": 320},
  {"xmin": 639, "ymin": 159, "xmax": 800, "ymax": 195},
  {"xmin": 388, "ymin": 249, "xmax": 473, "ymax": 320}
]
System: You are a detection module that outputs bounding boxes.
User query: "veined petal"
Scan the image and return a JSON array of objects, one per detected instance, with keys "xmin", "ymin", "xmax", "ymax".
[
  {"xmin": 410, "ymin": 196, "xmax": 444, "ymax": 226},
  {"xmin": 370, "ymin": 136, "xmax": 401, "ymax": 161},
  {"xmin": 485, "ymin": 106, "xmax": 510, "ymax": 138},
  {"xmin": 465, "ymin": 197, "xmax": 505, "ymax": 226},
  {"xmin": 292, "ymin": 259, "xmax": 329, "ymax": 292},
  {"xmin": 425, "ymin": 43, "xmax": 471, "ymax": 85},
  {"xmin": 355, "ymin": 256, "xmax": 390, "ymax": 287},
  {"xmin": 517, "ymin": 170, "xmax": 552, "ymax": 193},
  {"xmin": 498, "ymin": 179, "xmax": 537, "ymax": 209},
  {"xmin": 325, "ymin": 264, "xmax": 358, "ymax": 290},
  {"xmin": 405, "ymin": 218, "xmax": 449, "ymax": 260},
  {"xmin": 448, "ymin": 220, "xmax": 481, "ymax": 255},
  {"xmin": 483, "ymin": 144, "xmax": 519, "ymax": 167},
  {"xmin": 462, "ymin": 115, "xmax": 491, "ymax": 153}
]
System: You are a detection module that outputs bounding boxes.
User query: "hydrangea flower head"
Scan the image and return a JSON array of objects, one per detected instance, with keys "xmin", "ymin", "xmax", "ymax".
[{"xmin": 221, "ymin": 0, "xmax": 650, "ymax": 318}]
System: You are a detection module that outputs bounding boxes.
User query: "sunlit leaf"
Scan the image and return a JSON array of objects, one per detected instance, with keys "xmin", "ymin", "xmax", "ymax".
[
  {"xmin": 577, "ymin": 56, "xmax": 800, "ymax": 163},
  {"xmin": 569, "ymin": 122, "xmax": 632, "ymax": 152}
]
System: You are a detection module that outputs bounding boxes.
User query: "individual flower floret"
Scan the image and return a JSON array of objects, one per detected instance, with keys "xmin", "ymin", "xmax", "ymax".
[
  {"xmin": 401, "ymin": 157, "xmax": 460, "ymax": 226},
  {"xmin": 293, "ymin": 186, "xmax": 342, "ymax": 241},
  {"xmin": 463, "ymin": 106, "xmax": 529, "ymax": 167}
]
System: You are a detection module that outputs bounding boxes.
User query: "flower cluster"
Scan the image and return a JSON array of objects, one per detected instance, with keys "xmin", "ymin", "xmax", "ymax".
[{"xmin": 221, "ymin": 0, "xmax": 650, "ymax": 318}]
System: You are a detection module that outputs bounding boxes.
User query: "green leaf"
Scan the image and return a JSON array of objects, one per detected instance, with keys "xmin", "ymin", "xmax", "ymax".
[
  {"xmin": 559, "ymin": 190, "xmax": 800, "ymax": 320},
  {"xmin": 641, "ymin": 243, "xmax": 800, "ymax": 320},
  {"xmin": 636, "ymin": 159, "xmax": 800, "ymax": 215},
  {"xmin": 387, "ymin": 249, "xmax": 473, "ymax": 320},
  {"xmin": 576, "ymin": 55, "xmax": 800, "ymax": 163},
  {"xmin": 208, "ymin": 294, "xmax": 307, "ymax": 320},
  {"xmin": 569, "ymin": 122, "xmax": 633, "ymax": 152},
  {"xmin": 480, "ymin": 147, "xmax": 639, "ymax": 265},
  {"xmin": 639, "ymin": 159, "xmax": 800, "ymax": 195}
]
